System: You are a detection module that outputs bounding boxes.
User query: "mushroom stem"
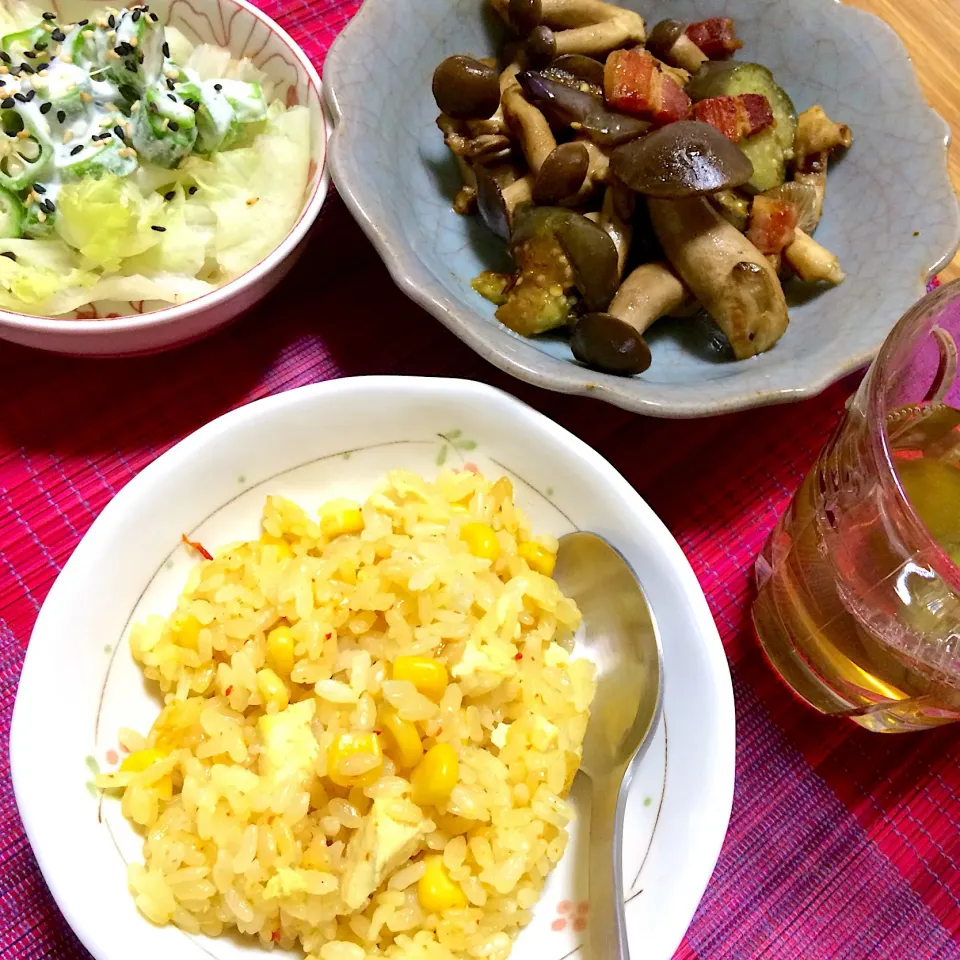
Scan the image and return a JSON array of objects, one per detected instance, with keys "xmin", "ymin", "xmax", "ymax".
[
  {"xmin": 453, "ymin": 155, "xmax": 477, "ymax": 215},
  {"xmin": 665, "ymin": 34, "xmax": 708, "ymax": 74},
  {"xmin": 541, "ymin": 0, "xmax": 627, "ymax": 26},
  {"xmin": 608, "ymin": 261, "xmax": 688, "ymax": 333},
  {"xmin": 793, "ymin": 152, "xmax": 827, "ymax": 231},
  {"xmin": 652, "ymin": 57, "xmax": 692, "ymax": 89},
  {"xmin": 552, "ymin": 12, "xmax": 645, "ymax": 56},
  {"xmin": 597, "ymin": 185, "xmax": 632, "ymax": 277},
  {"xmin": 795, "ymin": 105, "xmax": 852, "ymax": 162},
  {"xmin": 784, "ymin": 228, "xmax": 845, "ymax": 285},
  {"xmin": 648, "ymin": 195, "xmax": 789, "ymax": 358},
  {"xmin": 501, "ymin": 67, "xmax": 557, "ymax": 174}
]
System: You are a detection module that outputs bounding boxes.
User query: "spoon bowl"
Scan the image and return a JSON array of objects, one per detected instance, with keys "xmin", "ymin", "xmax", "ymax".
[{"xmin": 555, "ymin": 531, "xmax": 664, "ymax": 959}]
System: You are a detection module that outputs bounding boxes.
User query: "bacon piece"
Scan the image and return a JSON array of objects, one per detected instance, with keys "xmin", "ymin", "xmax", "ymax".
[
  {"xmin": 604, "ymin": 48, "xmax": 690, "ymax": 126},
  {"xmin": 685, "ymin": 18, "xmax": 743, "ymax": 59},
  {"xmin": 747, "ymin": 196, "xmax": 798, "ymax": 256},
  {"xmin": 690, "ymin": 93, "xmax": 774, "ymax": 141}
]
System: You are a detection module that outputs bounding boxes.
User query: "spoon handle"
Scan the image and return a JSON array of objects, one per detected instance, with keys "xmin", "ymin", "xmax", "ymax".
[{"xmin": 589, "ymin": 766, "xmax": 630, "ymax": 959}]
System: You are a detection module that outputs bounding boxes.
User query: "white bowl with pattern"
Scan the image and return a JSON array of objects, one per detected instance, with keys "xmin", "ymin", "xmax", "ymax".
[
  {"xmin": 11, "ymin": 377, "xmax": 735, "ymax": 960},
  {"xmin": 0, "ymin": 0, "xmax": 329, "ymax": 357}
]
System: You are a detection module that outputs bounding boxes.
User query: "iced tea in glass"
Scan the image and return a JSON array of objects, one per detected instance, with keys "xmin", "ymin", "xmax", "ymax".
[{"xmin": 754, "ymin": 281, "xmax": 960, "ymax": 732}]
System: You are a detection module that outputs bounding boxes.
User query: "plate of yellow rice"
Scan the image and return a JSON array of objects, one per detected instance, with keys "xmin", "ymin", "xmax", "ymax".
[{"xmin": 11, "ymin": 376, "xmax": 734, "ymax": 960}]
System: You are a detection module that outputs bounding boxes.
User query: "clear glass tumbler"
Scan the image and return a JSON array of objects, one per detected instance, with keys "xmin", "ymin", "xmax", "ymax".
[{"xmin": 754, "ymin": 280, "xmax": 960, "ymax": 732}]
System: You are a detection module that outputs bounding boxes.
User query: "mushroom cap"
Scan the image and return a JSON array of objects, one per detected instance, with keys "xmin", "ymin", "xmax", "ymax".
[
  {"xmin": 571, "ymin": 312, "xmax": 652, "ymax": 374},
  {"xmin": 432, "ymin": 56, "xmax": 501, "ymax": 120},
  {"xmin": 512, "ymin": 206, "xmax": 620, "ymax": 311},
  {"xmin": 646, "ymin": 19, "xmax": 686, "ymax": 60},
  {"xmin": 508, "ymin": 0, "xmax": 542, "ymax": 35},
  {"xmin": 533, "ymin": 141, "xmax": 590, "ymax": 204},
  {"xmin": 517, "ymin": 70, "xmax": 650, "ymax": 146},
  {"xmin": 526, "ymin": 25, "xmax": 557, "ymax": 67},
  {"xmin": 611, "ymin": 120, "xmax": 754, "ymax": 197}
]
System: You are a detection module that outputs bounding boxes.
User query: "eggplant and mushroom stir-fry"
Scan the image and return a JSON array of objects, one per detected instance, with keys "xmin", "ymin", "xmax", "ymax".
[{"xmin": 432, "ymin": 0, "xmax": 852, "ymax": 374}]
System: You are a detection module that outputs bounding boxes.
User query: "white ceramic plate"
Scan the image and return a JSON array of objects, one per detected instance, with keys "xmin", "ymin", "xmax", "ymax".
[{"xmin": 11, "ymin": 377, "xmax": 734, "ymax": 960}]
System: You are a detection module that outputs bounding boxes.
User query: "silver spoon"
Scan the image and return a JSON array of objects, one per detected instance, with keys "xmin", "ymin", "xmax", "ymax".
[{"xmin": 554, "ymin": 531, "xmax": 664, "ymax": 960}]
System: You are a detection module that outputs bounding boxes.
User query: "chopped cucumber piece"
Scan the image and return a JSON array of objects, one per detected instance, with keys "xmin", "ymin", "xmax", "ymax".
[
  {"xmin": 132, "ymin": 86, "xmax": 198, "ymax": 168},
  {"xmin": 0, "ymin": 109, "xmax": 52, "ymax": 190},
  {"xmin": 58, "ymin": 139, "xmax": 139, "ymax": 182},
  {"xmin": 193, "ymin": 79, "xmax": 267, "ymax": 154},
  {"xmin": 0, "ymin": 186, "xmax": 24, "ymax": 238},
  {"xmin": 688, "ymin": 61, "xmax": 797, "ymax": 194},
  {"xmin": 2, "ymin": 24, "xmax": 51, "ymax": 64}
]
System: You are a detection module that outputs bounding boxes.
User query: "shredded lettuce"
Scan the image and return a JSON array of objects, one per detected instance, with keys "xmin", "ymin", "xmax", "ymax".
[
  {"xmin": 0, "ymin": 1, "xmax": 41, "ymax": 36},
  {"xmin": 55, "ymin": 176, "xmax": 165, "ymax": 271},
  {"xmin": 178, "ymin": 103, "xmax": 311, "ymax": 281},
  {"xmin": 0, "ymin": 239, "xmax": 97, "ymax": 311}
]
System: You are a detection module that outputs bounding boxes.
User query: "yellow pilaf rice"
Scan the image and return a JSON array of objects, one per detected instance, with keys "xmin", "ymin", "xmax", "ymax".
[{"xmin": 97, "ymin": 469, "xmax": 596, "ymax": 960}]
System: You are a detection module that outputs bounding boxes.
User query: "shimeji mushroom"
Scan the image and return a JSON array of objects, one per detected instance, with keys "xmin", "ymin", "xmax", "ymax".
[
  {"xmin": 646, "ymin": 19, "xmax": 708, "ymax": 74},
  {"xmin": 571, "ymin": 261, "xmax": 689, "ymax": 374},
  {"xmin": 596, "ymin": 183, "xmax": 632, "ymax": 277},
  {"xmin": 432, "ymin": 56, "xmax": 502, "ymax": 120},
  {"xmin": 611, "ymin": 121, "xmax": 753, "ymax": 198},
  {"xmin": 529, "ymin": 13, "xmax": 646, "ymax": 59},
  {"xmin": 501, "ymin": 66, "xmax": 558, "ymax": 175},
  {"xmin": 648, "ymin": 195, "xmax": 789, "ymax": 358},
  {"xmin": 784, "ymin": 228, "xmax": 846, "ymax": 285}
]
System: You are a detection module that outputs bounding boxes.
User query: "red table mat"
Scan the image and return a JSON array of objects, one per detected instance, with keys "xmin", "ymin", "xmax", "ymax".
[{"xmin": 2, "ymin": 1, "xmax": 960, "ymax": 957}]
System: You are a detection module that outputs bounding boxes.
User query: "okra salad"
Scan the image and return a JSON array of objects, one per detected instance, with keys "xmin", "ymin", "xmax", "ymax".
[
  {"xmin": 0, "ymin": 1, "xmax": 310, "ymax": 317},
  {"xmin": 433, "ymin": 0, "xmax": 853, "ymax": 375}
]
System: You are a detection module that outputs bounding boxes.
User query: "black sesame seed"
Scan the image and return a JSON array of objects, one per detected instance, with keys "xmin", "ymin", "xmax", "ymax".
[
  {"xmin": 42, "ymin": 198, "xmax": 55, "ymax": 213},
  {"xmin": 126, "ymin": 62, "xmax": 136, "ymax": 72},
  {"xmin": 166, "ymin": 78, "xmax": 175, "ymax": 91},
  {"xmin": 133, "ymin": 9, "xmax": 141, "ymax": 20},
  {"xmin": 214, "ymin": 83, "xmax": 222, "ymax": 92},
  {"xmin": 0, "ymin": 52, "xmax": 9, "ymax": 64},
  {"xmin": 151, "ymin": 225, "xmax": 166, "ymax": 232},
  {"xmin": 92, "ymin": 132, "xmax": 110, "ymax": 140},
  {"xmin": 13, "ymin": 93, "xmax": 26, "ymax": 103},
  {"xmin": 168, "ymin": 120, "xmax": 179, "ymax": 131},
  {"xmin": 51, "ymin": 29, "xmax": 65, "ymax": 42},
  {"xmin": 70, "ymin": 144, "xmax": 83, "ymax": 156},
  {"xmin": 166, "ymin": 93, "xmax": 176, "ymax": 102},
  {"xmin": 34, "ymin": 41, "xmax": 48, "ymax": 51},
  {"xmin": 39, "ymin": 101, "xmax": 52, "ymax": 114},
  {"xmin": 115, "ymin": 43, "xmax": 129, "ymax": 55},
  {"xmin": 150, "ymin": 12, "xmax": 159, "ymax": 21},
  {"xmin": 33, "ymin": 183, "xmax": 46, "ymax": 194},
  {"xmin": 57, "ymin": 110, "xmax": 66, "ymax": 123},
  {"xmin": 114, "ymin": 124, "xmax": 125, "ymax": 140},
  {"xmin": 162, "ymin": 42, "xmax": 170, "ymax": 58},
  {"xmin": 42, "ymin": 10, "xmax": 56, "ymax": 19},
  {"xmin": 20, "ymin": 62, "xmax": 34, "ymax": 74},
  {"xmin": 24, "ymin": 51, "xmax": 36, "ymax": 59},
  {"xmin": 77, "ymin": 18, "xmax": 89, "ymax": 26},
  {"xmin": 1, "ymin": 251, "xmax": 17, "ymax": 262},
  {"xmin": 1, "ymin": 98, "xmax": 14, "ymax": 109},
  {"xmin": 108, "ymin": 14, "xmax": 116, "ymax": 27},
  {"xmin": 164, "ymin": 190, "xmax": 176, "ymax": 201},
  {"xmin": 24, "ymin": 90, "xmax": 35, "ymax": 102},
  {"xmin": 188, "ymin": 185, "xmax": 197, "ymax": 195}
]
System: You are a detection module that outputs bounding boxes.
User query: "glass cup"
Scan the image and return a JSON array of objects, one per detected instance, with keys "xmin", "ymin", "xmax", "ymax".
[{"xmin": 754, "ymin": 280, "xmax": 960, "ymax": 732}]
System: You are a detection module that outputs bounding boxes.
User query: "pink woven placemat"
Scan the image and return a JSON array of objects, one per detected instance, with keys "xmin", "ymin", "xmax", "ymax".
[{"xmin": 1, "ymin": 1, "xmax": 959, "ymax": 957}]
